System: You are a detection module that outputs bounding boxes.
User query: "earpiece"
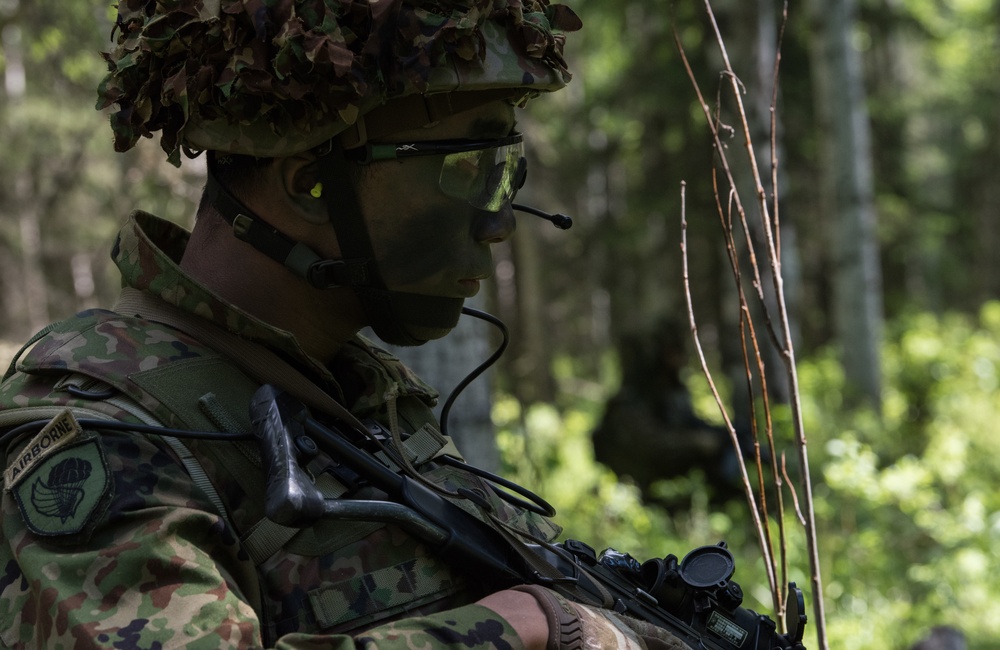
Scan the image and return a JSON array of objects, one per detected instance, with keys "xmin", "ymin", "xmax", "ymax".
[{"xmin": 310, "ymin": 182, "xmax": 324, "ymax": 199}]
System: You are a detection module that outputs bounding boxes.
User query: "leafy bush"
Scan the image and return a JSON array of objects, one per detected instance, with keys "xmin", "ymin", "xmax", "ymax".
[
  {"xmin": 804, "ymin": 302, "xmax": 1000, "ymax": 648},
  {"xmin": 496, "ymin": 303, "xmax": 1000, "ymax": 649}
]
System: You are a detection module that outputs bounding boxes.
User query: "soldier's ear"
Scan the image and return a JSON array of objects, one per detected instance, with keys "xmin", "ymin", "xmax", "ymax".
[{"xmin": 280, "ymin": 152, "xmax": 328, "ymax": 225}]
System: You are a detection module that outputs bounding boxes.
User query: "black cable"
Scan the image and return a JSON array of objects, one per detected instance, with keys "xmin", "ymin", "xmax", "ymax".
[
  {"xmin": 436, "ymin": 308, "xmax": 557, "ymax": 517},
  {"xmin": 0, "ymin": 418, "xmax": 251, "ymax": 449},
  {"xmin": 512, "ymin": 203, "xmax": 573, "ymax": 230},
  {"xmin": 439, "ymin": 306, "xmax": 509, "ymax": 438},
  {"xmin": 437, "ymin": 455, "xmax": 556, "ymax": 517}
]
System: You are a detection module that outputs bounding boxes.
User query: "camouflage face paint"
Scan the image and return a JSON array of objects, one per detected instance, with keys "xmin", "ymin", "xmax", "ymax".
[
  {"xmin": 371, "ymin": 198, "xmax": 500, "ymax": 296},
  {"xmin": 356, "ymin": 103, "xmax": 517, "ymax": 298}
]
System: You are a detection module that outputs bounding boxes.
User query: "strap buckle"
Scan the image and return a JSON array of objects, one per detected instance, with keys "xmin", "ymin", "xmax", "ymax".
[{"xmin": 232, "ymin": 214, "xmax": 253, "ymax": 240}]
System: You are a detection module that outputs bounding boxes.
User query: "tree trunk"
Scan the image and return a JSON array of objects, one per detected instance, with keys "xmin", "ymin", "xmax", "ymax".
[
  {"xmin": 974, "ymin": 0, "xmax": 1000, "ymax": 305},
  {"xmin": 3, "ymin": 17, "xmax": 50, "ymax": 337},
  {"xmin": 807, "ymin": 0, "xmax": 884, "ymax": 410},
  {"xmin": 17, "ymin": 202, "xmax": 50, "ymax": 333},
  {"xmin": 510, "ymin": 219, "xmax": 557, "ymax": 404}
]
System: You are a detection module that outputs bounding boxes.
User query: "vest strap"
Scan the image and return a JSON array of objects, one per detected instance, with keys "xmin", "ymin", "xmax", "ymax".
[
  {"xmin": 114, "ymin": 288, "xmax": 370, "ymax": 432},
  {"xmin": 240, "ymin": 517, "xmax": 302, "ymax": 566}
]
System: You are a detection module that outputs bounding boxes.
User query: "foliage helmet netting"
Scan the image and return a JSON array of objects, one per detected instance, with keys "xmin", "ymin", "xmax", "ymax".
[{"xmin": 97, "ymin": 0, "xmax": 582, "ymax": 165}]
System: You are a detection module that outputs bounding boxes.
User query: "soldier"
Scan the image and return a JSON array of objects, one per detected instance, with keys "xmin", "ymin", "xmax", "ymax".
[{"xmin": 0, "ymin": 1, "xmax": 689, "ymax": 648}]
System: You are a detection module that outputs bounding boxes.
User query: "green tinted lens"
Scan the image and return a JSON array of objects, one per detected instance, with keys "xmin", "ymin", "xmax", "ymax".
[{"xmin": 439, "ymin": 140, "xmax": 525, "ymax": 212}]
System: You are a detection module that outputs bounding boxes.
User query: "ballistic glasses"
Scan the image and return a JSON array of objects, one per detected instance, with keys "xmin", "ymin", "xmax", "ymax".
[{"xmin": 345, "ymin": 134, "xmax": 526, "ymax": 213}]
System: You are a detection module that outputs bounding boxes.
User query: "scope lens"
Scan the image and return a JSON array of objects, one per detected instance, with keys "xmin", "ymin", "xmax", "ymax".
[{"xmin": 679, "ymin": 545, "xmax": 735, "ymax": 589}]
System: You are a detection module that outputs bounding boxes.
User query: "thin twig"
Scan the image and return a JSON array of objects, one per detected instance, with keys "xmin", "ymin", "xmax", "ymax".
[
  {"xmin": 713, "ymin": 171, "xmax": 780, "ymax": 608},
  {"xmin": 770, "ymin": 0, "xmax": 792, "ymax": 607},
  {"xmin": 679, "ymin": 181, "xmax": 778, "ymax": 600},
  {"xmin": 675, "ymin": 3, "xmax": 828, "ymax": 646},
  {"xmin": 701, "ymin": 2, "xmax": 828, "ymax": 646},
  {"xmin": 678, "ymin": 23, "xmax": 781, "ymax": 614},
  {"xmin": 782, "ymin": 452, "xmax": 806, "ymax": 526},
  {"xmin": 770, "ymin": 1, "xmax": 789, "ymax": 262}
]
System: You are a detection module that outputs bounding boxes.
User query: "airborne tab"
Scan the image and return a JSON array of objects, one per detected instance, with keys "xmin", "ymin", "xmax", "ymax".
[{"xmin": 4, "ymin": 409, "xmax": 83, "ymax": 490}]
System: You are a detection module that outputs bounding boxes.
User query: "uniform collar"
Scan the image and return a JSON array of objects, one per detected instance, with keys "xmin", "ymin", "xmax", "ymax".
[
  {"xmin": 110, "ymin": 211, "xmax": 438, "ymax": 411},
  {"xmin": 113, "ymin": 210, "xmax": 336, "ymax": 381}
]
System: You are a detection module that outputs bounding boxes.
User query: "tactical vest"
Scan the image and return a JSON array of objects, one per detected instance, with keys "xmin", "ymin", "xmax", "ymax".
[{"xmin": 0, "ymin": 300, "xmax": 561, "ymax": 642}]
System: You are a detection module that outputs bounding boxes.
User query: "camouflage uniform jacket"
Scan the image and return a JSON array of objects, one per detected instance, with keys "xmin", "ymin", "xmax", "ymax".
[{"xmin": 0, "ymin": 212, "xmax": 562, "ymax": 649}]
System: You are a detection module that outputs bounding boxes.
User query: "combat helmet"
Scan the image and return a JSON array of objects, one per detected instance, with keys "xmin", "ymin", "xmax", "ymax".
[{"xmin": 97, "ymin": 0, "xmax": 581, "ymax": 345}]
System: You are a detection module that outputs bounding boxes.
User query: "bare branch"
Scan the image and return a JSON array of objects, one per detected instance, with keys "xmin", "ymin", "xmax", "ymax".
[
  {"xmin": 679, "ymin": 180, "xmax": 778, "ymax": 601},
  {"xmin": 677, "ymin": 3, "xmax": 829, "ymax": 645},
  {"xmin": 782, "ymin": 452, "xmax": 807, "ymax": 527}
]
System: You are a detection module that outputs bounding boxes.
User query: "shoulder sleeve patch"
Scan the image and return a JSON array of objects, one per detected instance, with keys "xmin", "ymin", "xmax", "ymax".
[{"xmin": 10, "ymin": 434, "xmax": 112, "ymax": 538}]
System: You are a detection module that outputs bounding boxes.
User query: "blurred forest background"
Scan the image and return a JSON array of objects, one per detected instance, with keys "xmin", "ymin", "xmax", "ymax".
[{"xmin": 2, "ymin": 0, "xmax": 999, "ymax": 648}]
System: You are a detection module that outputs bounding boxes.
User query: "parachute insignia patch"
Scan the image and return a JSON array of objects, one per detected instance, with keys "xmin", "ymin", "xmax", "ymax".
[{"xmin": 13, "ymin": 436, "xmax": 111, "ymax": 537}]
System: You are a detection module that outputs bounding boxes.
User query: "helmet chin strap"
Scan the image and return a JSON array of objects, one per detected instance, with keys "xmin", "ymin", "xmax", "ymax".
[{"xmin": 204, "ymin": 158, "xmax": 464, "ymax": 347}]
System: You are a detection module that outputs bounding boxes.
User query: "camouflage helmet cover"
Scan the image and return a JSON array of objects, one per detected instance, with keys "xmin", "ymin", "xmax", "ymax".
[{"xmin": 97, "ymin": 0, "xmax": 582, "ymax": 166}]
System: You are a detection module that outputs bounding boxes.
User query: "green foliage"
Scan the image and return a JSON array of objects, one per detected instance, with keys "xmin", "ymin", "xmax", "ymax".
[
  {"xmin": 493, "ymin": 358, "xmax": 801, "ymax": 630},
  {"xmin": 498, "ymin": 304, "xmax": 1000, "ymax": 648},
  {"xmin": 495, "ymin": 393, "xmax": 688, "ymax": 560},
  {"xmin": 806, "ymin": 303, "xmax": 1000, "ymax": 648}
]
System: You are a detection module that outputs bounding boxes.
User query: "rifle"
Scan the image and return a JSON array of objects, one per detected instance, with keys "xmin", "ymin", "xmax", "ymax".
[{"xmin": 250, "ymin": 384, "xmax": 807, "ymax": 649}]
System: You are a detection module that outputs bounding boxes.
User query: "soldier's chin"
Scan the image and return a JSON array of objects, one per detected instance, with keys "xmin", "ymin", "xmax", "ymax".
[
  {"xmin": 393, "ymin": 324, "xmax": 455, "ymax": 346},
  {"xmin": 365, "ymin": 292, "xmax": 464, "ymax": 346}
]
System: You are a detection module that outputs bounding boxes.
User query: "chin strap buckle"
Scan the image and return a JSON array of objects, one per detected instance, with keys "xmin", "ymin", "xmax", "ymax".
[
  {"xmin": 232, "ymin": 214, "xmax": 253, "ymax": 239},
  {"xmin": 305, "ymin": 258, "xmax": 374, "ymax": 290}
]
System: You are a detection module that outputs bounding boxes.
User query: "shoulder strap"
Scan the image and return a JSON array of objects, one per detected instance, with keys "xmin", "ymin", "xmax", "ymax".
[{"xmin": 2, "ymin": 321, "xmax": 62, "ymax": 382}]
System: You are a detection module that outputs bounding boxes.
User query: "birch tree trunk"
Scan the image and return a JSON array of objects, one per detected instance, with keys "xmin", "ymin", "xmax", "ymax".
[{"xmin": 807, "ymin": 0, "xmax": 884, "ymax": 410}]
